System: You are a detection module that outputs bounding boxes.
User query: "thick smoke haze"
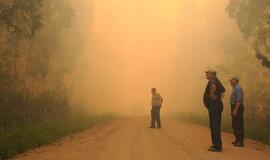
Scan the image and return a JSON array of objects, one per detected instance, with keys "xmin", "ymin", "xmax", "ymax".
[{"xmin": 70, "ymin": 0, "xmax": 243, "ymax": 114}]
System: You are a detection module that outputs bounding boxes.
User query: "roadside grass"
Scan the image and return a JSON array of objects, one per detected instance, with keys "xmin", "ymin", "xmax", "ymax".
[
  {"xmin": 175, "ymin": 112, "xmax": 270, "ymax": 145},
  {"xmin": 0, "ymin": 113, "xmax": 118, "ymax": 160}
]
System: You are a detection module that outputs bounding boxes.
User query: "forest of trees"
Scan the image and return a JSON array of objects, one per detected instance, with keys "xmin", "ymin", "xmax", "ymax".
[
  {"xmin": 0, "ymin": 0, "xmax": 79, "ymax": 128},
  {"xmin": 179, "ymin": 0, "xmax": 270, "ymax": 145},
  {"xmin": 211, "ymin": 0, "xmax": 270, "ymax": 143},
  {"xmin": 227, "ymin": 0, "xmax": 270, "ymax": 67},
  {"xmin": 0, "ymin": 1, "xmax": 103, "ymax": 159},
  {"xmin": 0, "ymin": 0, "xmax": 270, "ymax": 159},
  {"xmin": 224, "ymin": 0, "xmax": 270, "ymax": 120}
]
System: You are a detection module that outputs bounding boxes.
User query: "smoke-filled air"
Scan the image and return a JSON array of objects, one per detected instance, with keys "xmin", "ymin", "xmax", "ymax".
[
  {"xmin": 1, "ymin": 0, "xmax": 270, "ymax": 159},
  {"xmin": 72, "ymin": 0, "xmax": 239, "ymax": 114}
]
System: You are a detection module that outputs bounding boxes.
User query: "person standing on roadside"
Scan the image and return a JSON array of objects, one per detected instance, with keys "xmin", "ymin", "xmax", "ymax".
[
  {"xmin": 203, "ymin": 70, "xmax": 225, "ymax": 152},
  {"xmin": 230, "ymin": 77, "xmax": 245, "ymax": 147}
]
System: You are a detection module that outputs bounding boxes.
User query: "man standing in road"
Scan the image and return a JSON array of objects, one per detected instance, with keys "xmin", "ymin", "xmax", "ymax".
[
  {"xmin": 203, "ymin": 70, "xmax": 225, "ymax": 152},
  {"xmin": 150, "ymin": 88, "xmax": 163, "ymax": 129},
  {"xmin": 230, "ymin": 77, "xmax": 245, "ymax": 147}
]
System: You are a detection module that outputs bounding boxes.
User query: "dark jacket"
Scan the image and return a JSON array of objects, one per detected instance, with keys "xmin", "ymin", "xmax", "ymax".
[{"xmin": 203, "ymin": 77, "xmax": 225, "ymax": 111}]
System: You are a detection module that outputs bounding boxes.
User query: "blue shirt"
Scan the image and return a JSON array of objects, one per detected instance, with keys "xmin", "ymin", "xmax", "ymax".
[{"xmin": 230, "ymin": 85, "xmax": 244, "ymax": 105}]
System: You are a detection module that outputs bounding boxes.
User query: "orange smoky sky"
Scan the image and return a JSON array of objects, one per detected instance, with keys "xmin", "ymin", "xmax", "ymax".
[{"xmin": 70, "ymin": 0, "xmax": 242, "ymax": 114}]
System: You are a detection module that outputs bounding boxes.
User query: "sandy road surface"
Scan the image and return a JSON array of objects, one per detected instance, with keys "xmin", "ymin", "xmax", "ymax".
[{"xmin": 13, "ymin": 117, "xmax": 270, "ymax": 160}]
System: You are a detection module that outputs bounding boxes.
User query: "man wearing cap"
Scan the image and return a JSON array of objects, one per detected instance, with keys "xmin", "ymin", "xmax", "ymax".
[
  {"xmin": 203, "ymin": 70, "xmax": 225, "ymax": 152},
  {"xmin": 230, "ymin": 77, "xmax": 244, "ymax": 147}
]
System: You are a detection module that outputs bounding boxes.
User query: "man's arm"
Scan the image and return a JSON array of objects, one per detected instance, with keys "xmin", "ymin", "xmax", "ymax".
[
  {"xmin": 203, "ymin": 86, "xmax": 209, "ymax": 108},
  {"xmin": 160, "ymin": 95, "xmax": 163, "ymax": 106},
  {"xmin": 210, "ymin": 84, "xmax": 217, "ymax": 100},
  {"xmin": 219, "ymin": 80, "xmax": 226, "ymax": 99},
  {"xmin": 232, "ymin": 101, "xmax": 241, "ymax": 116}
]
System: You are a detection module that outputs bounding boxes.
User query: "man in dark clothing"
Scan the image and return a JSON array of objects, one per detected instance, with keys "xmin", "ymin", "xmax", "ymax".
[
  {"xmin": 203, "ymin": 70, "xmax": 225, "ymax": 152},
  {"xmin": 230, "ymin": 77, "xmax": 244, "ymax": 147}
]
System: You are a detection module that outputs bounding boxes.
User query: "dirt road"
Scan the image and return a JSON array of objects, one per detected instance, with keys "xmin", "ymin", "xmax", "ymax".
[{"xmin": 13, "ymin": 117, "xmax": 270, "ymax": 160}]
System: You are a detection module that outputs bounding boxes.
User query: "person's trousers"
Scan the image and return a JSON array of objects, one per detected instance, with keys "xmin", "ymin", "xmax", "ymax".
[
  {"xmin": 151, "ymin": 106, "xmax": 161, "ymax": 128},
  {"xmin": 231, "ymin": 104, "xmax": 244, "ymax": 144},
  {"xmin": 209, "ymin": 109, "xmax": 222, "ymax": 150}
]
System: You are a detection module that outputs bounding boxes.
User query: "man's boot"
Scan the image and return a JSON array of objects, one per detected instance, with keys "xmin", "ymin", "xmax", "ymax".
[{"xmin": 234, "ymin": 134, "xmax": 244, "ymax": 147}]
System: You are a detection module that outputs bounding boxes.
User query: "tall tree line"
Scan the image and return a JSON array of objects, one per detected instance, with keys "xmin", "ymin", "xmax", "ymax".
[
  {"xmin": 0, "ymin": 0, "xmax": 83, "ymax": 129},
  {"xmin": 218, "ymin": 0, "xmax": 270, "ymax": 122},
  {"xmin": 227, "ymin": 0, "xmax": 270, "ymax": 68}
]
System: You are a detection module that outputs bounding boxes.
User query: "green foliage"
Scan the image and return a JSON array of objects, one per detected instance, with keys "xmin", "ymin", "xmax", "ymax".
[
  {"xmin": 0, "ymin": 0, "xmax": 76, "ymax": 130},
  {"xmin": 227, "ymin": 0, "xmax": 270, "ymax": 67},
  {"xmin": 214, "ymin": 19, "xmax": 270, "ymax": 143},
  {"xmin": 0, "ymin": 1, "xmax": 95, "ymax": 159},
  {"xmin": 0, "ymin": 0, "xmax": 43, "ymax": 40},
  {"xmin": 0, "ymin": 114, "xmax": 117, "ymax": 160},
  {"xmin": 217, "ymin": 31, "xmax": 270, "ymax": 123},
  {"xmin": 32, "ymin": 0, "xmax": 75, "ymax": 78}
]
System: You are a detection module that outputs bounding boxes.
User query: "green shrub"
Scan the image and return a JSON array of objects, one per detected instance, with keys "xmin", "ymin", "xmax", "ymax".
[{"xmin": 0, "ymin": 113, "xmax": 117, "ymax": 160}]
